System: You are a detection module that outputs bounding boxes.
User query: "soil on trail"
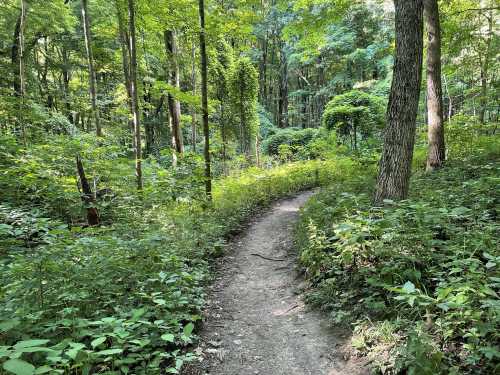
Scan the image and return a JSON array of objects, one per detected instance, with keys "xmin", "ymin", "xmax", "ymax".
[{"xmin": 185, "ymin": 192, "xmax": 368, "ymax": 375}]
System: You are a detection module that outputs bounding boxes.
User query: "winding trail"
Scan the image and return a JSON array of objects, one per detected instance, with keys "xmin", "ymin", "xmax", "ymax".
[{"xmin": 185, "ymin": 192, "xmax": 367, "ymax": 375}]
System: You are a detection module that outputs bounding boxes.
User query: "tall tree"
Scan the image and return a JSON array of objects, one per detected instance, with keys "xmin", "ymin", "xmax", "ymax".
[
  {"xmin": 198, "ymin": 0, "xmax": 211, "ymax": 199},
  {"xmin": 81, "ymin": 0, "xmax": 102, "ymax": 137},
  {"xmin": 164, "ymin": 30, "xmax": 184, "ymax": 160},
  {"xmin": 424, "ymin": 0, "xmax": 445, "ymax": 171},
  {"xmin": 478, "ymin": 4, "xmax": 494, "ymax": 124},
  {"xmin": 128, "ymin": 0, "xmax": 142, "ymax": 190},
  {"xmin": 116, "ymin": 0, "xmax": 134, "ymax": 142},
  {"xmin": 190, "ymin": 43, "xmax": 197, "ymax": 152},
  {"xmin": 374, "ymin": 0, "xmax": 424, "ymax": 204}
]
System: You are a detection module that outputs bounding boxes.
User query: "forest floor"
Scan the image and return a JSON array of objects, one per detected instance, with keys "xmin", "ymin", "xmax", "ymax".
[{"xmin": 183, "ymin": 192, "xmax": 368, "ymax": 375}]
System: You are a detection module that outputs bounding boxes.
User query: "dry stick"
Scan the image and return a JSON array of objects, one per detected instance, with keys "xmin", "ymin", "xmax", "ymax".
[{"xmin": 250, "ymin": 253, "xmax": 287, "ymax": 262}]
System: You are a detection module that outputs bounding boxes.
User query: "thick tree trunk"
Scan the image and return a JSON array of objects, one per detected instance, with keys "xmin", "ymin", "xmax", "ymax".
[
  {"xmin": 164, "ymin": 30, "xmax": 184, "ymax": 159},
  {"xmin": 81, "ymin": 0, "xmax": 102, "ymax": 136},
  {"xmin": 424, "ymin": 0, "xmax": 445, "ymax": 171},
  {"xmin": 374, "ymin": 0, "xmax": 424, "ymax": 204},
  {"xmin": 198, "ymin": 0, "xmax": 212, "ymax": 199},
  {"xmin": 128, "ymin": 0, "xmax": 142, "ymax": 190}
]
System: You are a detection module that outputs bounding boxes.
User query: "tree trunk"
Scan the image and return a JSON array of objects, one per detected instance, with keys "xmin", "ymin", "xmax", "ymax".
[
  {"xmin": 164, "ymin": 30, "xmax": 184, "ymax": 159},
  {"xmin": 76, "ymin": 156, "xmax": 100, "ymax": 226},
  {"xmin": 81, "ymin": 0, "xmax": 102, "ymax": 136},
  {"xmin": 198, "ymin": 0, "xmax": 212, "ymax": 199},
  {"xmin": 374, "ymin": 0, "xmax": 424, "ymax": 204},
  {"xmin": 424, "ymin": 0, "xmax": 445, "ymax": 171},
  {"xmin": 478, "ymin": 8, "xmax": 493, "ymax": 124},
  {"xmin": 277, "ymin": 40, "xmax": 288, "ymax": 128},
  {"xmin": 128, "ymin": 0, "xmax": 142, "ymax": 190},
  {"xmin": 191, "ymin": 43, "xmax": 197, "ymax": 152},
  {"xmin": 116, "ymin": 0, "xmax": 135, "ymax": 144}
]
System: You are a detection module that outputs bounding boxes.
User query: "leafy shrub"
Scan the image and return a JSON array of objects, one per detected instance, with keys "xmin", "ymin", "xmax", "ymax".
[
  {"xmin": 296, "ymin": 131, "xmax": 500, "ymax": 374},
  {"xmin": 0, "ymin": 135, "xmax": 361, "ymax": 374},
  {"xmin": 322, "ymin": 90, "xmax": 385, "ymax": 148},
  {"xmin": 262, "ymin": 127, "xmax": 319, "ymax": 157}
]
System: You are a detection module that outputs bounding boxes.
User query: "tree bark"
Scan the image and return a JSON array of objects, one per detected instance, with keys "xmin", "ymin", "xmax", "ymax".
[
  {"xmin": 478, "ymin": 8, "xmax": 493, "ymax": 124},
  {"xmin": 76, "ymin": 156, "xmax": 100, "ymax": 226},
  {"xmin": 191, "ymin": 43, "xmax": 197, "ymax": 152},
  {"xmin": 81, "ymin": 0, "xmax": 102, "ymax": 136},
  {"xmin": 424, "ymin": 0, "xmax": 445, "ymax": 171},
  {"xmin": 198, "ymin": 0, "xmax": 212, "ymax": 199},
  {"xmin": 116, "ymin": 0, "xmax": 135, "ymax": 143},
  {"xmin": 277, "ymin": 39, "xmax": 288, "ymax": 128},
  {"xmin": 164, "ymin": 30, "xmax": 184, "ymax": 159},
  {"xmin": 128, "ymin": 0, "xmax": 142, "ymax": 190},
  {"xmin": 374, "ymin": 0, "xmax": 424, "ymax": 204}
]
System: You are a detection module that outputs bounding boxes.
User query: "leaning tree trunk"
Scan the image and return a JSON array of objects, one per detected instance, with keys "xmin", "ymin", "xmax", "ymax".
[
  {"xmin": 76, "ymin": 156, "xmax": 100, "ymax": 226},
  {"xmin": 128, "ymin": 0, "xmax": 142, "ymax": 190},
  {"xmin": 164, "ymin": 30, "xmax": 184, "ymax": 160},
  {"xmin": 198, "ymin": 0, "xmax": 212, "ymax": 199},
  {"xmin": 424, "ymin": 0, "xmax": 445, "ymax": 171},
  {"xmin": 81, "ymin": 0, "xmax": 102, "ymax": 136},
  {"xmin": 373, "ymin": 0, "xmax": 424, "ymax": 204}
]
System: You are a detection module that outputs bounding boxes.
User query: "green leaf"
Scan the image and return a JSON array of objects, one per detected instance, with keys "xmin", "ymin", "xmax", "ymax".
[
  {"xmin": 161, "ymin": 334, "xmax": 175, "ymax": 343},
  {"xmin": 34, "ymin": 366, "xmax": 53, "ymax": 374},
  {"xmin": 95, "ymin": 348, "xmax": 123, "ymax": 356},
  {"xmin": 3, "ymin": 359, "xmax": 35, "ymax": 375},
  {"xmin": 183, "ymin": 323, "xmax": 194, "ymax": 337},
  {"xmin": 14, "ymin": 340, "xmax": 50, "ymax": 349},
  {"xmin": 90, "ymin": 337, "xmax": 107, "ymax": 349},
  {"xmin": 402, "ymin": 281, "xmax": 416, "ymax": 294}
]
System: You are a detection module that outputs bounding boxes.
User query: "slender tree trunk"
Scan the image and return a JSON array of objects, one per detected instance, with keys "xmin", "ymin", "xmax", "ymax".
[
  {"xmin": 18, "ymin": 0, "xmax": 27, "ymax": 99},
  {"xmin": 198, "ymin": 0, "xmax": 212, "ymax": 199},
  {"xmin": 424, "ymin": 0, "xmax": 445, "ymax": 171},
  {"xmin": 374, "ymin": 0, "xmax": 424, "ymax": 204},
  {"xmin": 128, "ymin": 0, "xmax": 142, "ymax": 190},
  {"xmin": 478, "ymin": 8, "xmax": 493, "ymax": 124},
  {"xmin": 11, "ymin": 0, "xmax": 27, "ymax": 141},
  {"xmin": 76, "ymin": 156, "xmax": 100, "ymax": 226},
  {"xmin": 11, "ymin": 8, "xmax": 23, "ymax": 96},
  {"xmin": 116, "ymin": 1, "xmax": 135, "ymax": 144},
  {"xmin": 277, "ymin": 39, "xmax": 288, "ymax": 128},
  {"xmin": 61, "ymin": 45, "xmax": 72, "ymax": 121},
  {"xmin": 164, "ymin": 30, "xmax": 184, "ymax": 159},
  {"xmin": 81, "ymin": 0, "xmax": 102, "ymax": 136},
  {"xmin": 191, "ymin": 43, "xmax": 197, "ymax": 152}
]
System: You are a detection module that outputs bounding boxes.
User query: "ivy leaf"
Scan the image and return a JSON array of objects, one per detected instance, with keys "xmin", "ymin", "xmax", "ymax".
[{"xmin": 3, "ymin": 359, "xmax": 35, "ymax": 375}]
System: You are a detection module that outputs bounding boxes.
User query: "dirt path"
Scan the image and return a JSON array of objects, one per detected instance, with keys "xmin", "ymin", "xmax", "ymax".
[{"xmin": 185, "ymin": 192, "xmax": 367, "ymax": 375}]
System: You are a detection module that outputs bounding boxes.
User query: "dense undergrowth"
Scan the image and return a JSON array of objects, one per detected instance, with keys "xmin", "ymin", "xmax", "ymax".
[
  {"xmin": 0, "ymin": 131, "xmax": 363, "ymax": 374},
  {"xmin": 296, "ymin": 123, "xmax": 500, "ymax": 374}
]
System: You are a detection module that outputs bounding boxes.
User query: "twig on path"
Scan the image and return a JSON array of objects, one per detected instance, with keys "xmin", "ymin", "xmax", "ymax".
[{"xmin": 250, "ymin": 253, "xmax": 287, "ymax": 262}]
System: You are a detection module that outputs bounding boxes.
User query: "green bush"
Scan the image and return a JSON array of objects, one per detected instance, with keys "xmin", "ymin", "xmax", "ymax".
[
  {"xmin": 296, "ymin": 130, "xmax": 500, "ymax": 374},
  {"xmin": 322, "ymin": 90, "xmax": 385, "ymax": 149},
  {"xmin": 262, "ymin": 127, "xmax": 319, "ymax": 157},
  {"xmin": 0, "ymin": 132, "xmax": 360, "ymax": 374}
]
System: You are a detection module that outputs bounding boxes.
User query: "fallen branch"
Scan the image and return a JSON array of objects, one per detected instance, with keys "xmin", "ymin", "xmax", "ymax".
[{"xmin": 250, "ymin": 253, "xmax": 287, "ymax": 262}]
